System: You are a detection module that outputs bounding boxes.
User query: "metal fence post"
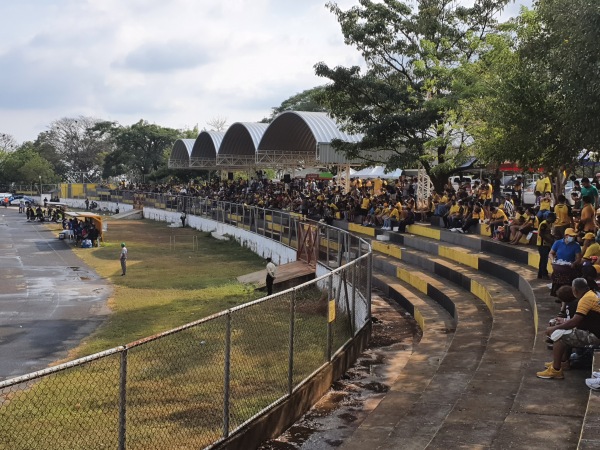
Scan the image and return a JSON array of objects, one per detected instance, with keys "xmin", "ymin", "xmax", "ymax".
[
  {"xmin": 223, "ymin": 313, "xmax": 232, "ymax": 438},
  {"xmin": 118, "ymin": 348, "xmax": 128, "ymax": 450},
  {"xmin": 288, "ymin": 290, "xmax": 296, "ymax": 395},
  {"xmin": 327, "ymin": 276, "xmax": 333, "ymax": 361},
  {"xmin": 336, "ymin": 230, "xmax": 343, "ymax": 268},
  {"xmin": 367, "ymin": 252, "xmax": 373, "ymax": 320},
  {"xmin": 352, "ymin": 262, "xmax": 357, "ymax": 336}
]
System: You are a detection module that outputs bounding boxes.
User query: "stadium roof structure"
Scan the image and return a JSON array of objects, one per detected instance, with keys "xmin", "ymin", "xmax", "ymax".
[
  {"xmin": 189, "ymin": 131, "xmax": 225, "ymax": 169},
  {"xmin": 168, "ymin": 111, "xmax": 380, "ymax": 170},
  {"xmin": 216, "ymin": 122, "xmax": 269, "ymax": 168},
  {"xmin": 169, "ymin": 139, "xmax": 196, "ymax": 169}
]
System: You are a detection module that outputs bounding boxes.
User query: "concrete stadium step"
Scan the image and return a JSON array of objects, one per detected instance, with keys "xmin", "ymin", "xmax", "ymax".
[
  {"xmin": 579, "ymin": 351, "xmax": 600, "ymax": 449},
  {"xmin": 341, "ymin": 258, "xmax": 493, "ymax": 449},
  {"xmin": 378, "ymin": 228, "xmax": 591, "ymax": 448},
  {"xmin": 374, "ymin": 251, "xmax": 535, "ymax": 448}
]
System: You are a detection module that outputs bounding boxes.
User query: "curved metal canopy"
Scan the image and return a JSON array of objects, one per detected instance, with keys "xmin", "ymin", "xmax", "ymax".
[
  {"xmin": 188, "ymin": 131, "xmax": 225, "ymax": 169},
  {"xmin": 258, "ymin": 111, "xmax": 362, "ymax": 152},
  {"xmin": 219, "ymin": 123, "xmax": 269, "ymax": 156},
  {"xmin": 168, "ymin": 112, "xmax": 370, "ymax": 169},
  {"xmin": 191, "ymin": 131, "xmax": 225, "ymax": 159},
  {"xmin": 169, "ymin": 139, "xmax": 195, "ymax": 168},
  {"xmin": 216, "ymin": 123, "xmax": 269, "ymax": 167}
]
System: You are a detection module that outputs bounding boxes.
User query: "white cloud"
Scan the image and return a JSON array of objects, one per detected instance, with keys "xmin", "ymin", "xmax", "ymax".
[{"xmin": 0, "ymin": 0, "xmax": 531, "ymax": 143}]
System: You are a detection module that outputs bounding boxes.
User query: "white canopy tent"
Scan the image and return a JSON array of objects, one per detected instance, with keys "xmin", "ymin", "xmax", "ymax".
[{"xmin": 351, "ymin": 166, "xmax": 402, "ymax": 179}]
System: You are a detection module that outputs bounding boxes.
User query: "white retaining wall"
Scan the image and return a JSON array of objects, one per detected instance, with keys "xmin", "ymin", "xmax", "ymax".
[{"xmin": 45, "ymin": 196, "xmax": 134, "ymax": 214}]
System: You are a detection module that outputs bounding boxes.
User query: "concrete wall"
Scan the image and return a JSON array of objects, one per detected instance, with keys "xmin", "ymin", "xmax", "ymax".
[{"xmin": 46, "ymin": 196, "xmax": 135, "ymax": 214}]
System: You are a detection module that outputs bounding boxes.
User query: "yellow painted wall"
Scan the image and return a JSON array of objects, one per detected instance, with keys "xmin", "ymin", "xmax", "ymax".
[
  {"xmin": 397, "ymin": 267, "xmax": 427, "ymax": 294},
  {"xmin": 470, "ymin": 279, "xmax": 495, "ymax": 315},
  {"xmin": 406, "ymin": 224, "xmax": 441, "ymax": 240},
  {"xmin": 439, "ymin": 246, "xmax": 479, "ymax": 270},
  {"xmin": 372, "ymin": 241, "xmax": 402, "ymax": 259},
  {"xmin": 348, "ymin": 223, "xmax": 376, "ymax": 237}
]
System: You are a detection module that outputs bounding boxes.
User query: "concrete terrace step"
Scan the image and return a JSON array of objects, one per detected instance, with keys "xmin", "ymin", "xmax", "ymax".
[
  {"xmin": 374, "ymin": 251, "xmax": 536, "ymax": 448},
  {"xmin": 341, "ymin": 258, "xmax": 493, "ymax": 449},
  {"xmin": 579, "ymin": 351, "xmax": 600, "ymax": 449},
  {"xmin": 373, "ymin": 227, "xmax": 590, "ymax": 448}
]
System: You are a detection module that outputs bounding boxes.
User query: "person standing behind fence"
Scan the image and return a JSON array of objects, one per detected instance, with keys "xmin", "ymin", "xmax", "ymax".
[
  {"xmin": 266, "ymin": 257, "xmax": 276, "ymax": 295},
  {"xmin": 120, "ymin": 243, "xmax": 128, "ymax": 276}
]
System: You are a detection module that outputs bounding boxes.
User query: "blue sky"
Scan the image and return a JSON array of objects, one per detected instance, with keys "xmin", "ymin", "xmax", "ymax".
[{"xmin": 0, "ymin": 0, "xmax": 531, "ymax": 143}]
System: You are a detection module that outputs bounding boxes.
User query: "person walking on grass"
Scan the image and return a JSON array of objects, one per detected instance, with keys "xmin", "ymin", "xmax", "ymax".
[
  {"xmin": 120, "ymin": 242, "xmax": 127, "ymax": 276},
  {"xmin": 266, "ymin": 257, "xmax": 276, "ymax": 295}
]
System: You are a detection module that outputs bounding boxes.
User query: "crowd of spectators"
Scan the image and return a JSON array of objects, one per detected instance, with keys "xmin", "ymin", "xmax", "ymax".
[{"xmin": 116, "ymin": 173, "xmax": 600, "ymax": 241}]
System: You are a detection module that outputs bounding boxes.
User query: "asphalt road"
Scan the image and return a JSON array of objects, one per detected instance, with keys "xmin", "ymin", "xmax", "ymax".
[{"xmin": 0, "ymin": 207, "xmax": 111, "ymax": 381}]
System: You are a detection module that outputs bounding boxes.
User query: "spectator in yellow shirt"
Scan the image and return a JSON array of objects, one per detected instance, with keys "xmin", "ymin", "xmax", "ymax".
[
  {"xmin": 510, "ymin": 207, "xmax": 538, "ymax": 244},
  {"xmin": 537, "ymin": 191, "xmax": 553, "ymax": 220},
  {"xmin": 444, "ymin": 200, "xmax": 463, "ymax": 229},
  {"xmin": 535, "ymin": 173, "xmax": 552, "ymax": 195},
  {"xmin": 579, "ymin": 195, "xmax": 597, "ymax": 233},
  {"xmin": 553, "ymin": 194, "xmax": 573, "ymax": 239},
  {"xmin": 488, "ymin": 205, "xmax": 508, "ymax": 240}
]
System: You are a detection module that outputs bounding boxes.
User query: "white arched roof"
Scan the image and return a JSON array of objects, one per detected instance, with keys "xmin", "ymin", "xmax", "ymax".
[
  {"xmin": 258, "ymin": 111, "xmax": 362, "ymax": 152},
  {"xmin": 191, "ymin": 131, "xmax": 226, "ymax": 159},
  {"xmin": 219, "ymin": 123, "xmax": 269, "ymax": 156},
  {"xmin": 170, "ymin": 139, "xmax": 195, "ymax": 161}
]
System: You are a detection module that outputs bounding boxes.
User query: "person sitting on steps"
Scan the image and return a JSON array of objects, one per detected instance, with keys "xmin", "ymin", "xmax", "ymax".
[{"xmin": 537, "ymin": 277, "xmax": 600, "ymax": 379}]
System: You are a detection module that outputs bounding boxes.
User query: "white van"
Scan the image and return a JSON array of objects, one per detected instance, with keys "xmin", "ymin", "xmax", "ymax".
[{"xmin": 449, "ymin": 176, "xmax": 473, "ymax": 192}]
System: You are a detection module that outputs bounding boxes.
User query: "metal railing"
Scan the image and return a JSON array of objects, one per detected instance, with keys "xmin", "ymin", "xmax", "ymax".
[{"xmin": 0, "ymin": 194, "xmax": 372, "ymax": 450}]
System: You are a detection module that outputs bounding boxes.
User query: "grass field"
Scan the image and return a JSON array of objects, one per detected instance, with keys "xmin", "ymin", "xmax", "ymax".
[
  {"xmin": 0, "ymin": 218, "xmax": 342, "ymax": 450},
  {"xmin": 67, "ymin": 219, "xmax": 267, "ymax": 355}
]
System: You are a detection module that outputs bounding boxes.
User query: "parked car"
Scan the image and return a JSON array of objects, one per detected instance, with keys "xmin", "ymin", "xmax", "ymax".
[{"xmin": 9, "ymin": 195, "xmax": 36, "ymax": 206}]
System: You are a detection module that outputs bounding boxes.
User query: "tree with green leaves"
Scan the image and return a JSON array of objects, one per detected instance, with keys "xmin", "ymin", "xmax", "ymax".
[
  {"xmin": 466, "ymin": 0, "xmax": 600, "ymax": 192},
  {"xmin": 0, "ymin": 143, "xmax": 57, "ymax": 185},
  {"xmin": 40, "ymin": 116, "xmax": 111, "ymax": 182},
  {"xmin": 315, "ymin": 0, "xmax": 510, "ymax": 190},
  {"xmin": 261, "ymin": 86, "xmax": 327, "ymax": 123},
  {"xmin": 99, "ymin": 120, "xmax": 180, "ymax": 181}
]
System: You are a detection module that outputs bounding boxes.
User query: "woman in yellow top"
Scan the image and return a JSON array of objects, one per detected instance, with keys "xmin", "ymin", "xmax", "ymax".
[{"xmin": 537, "ymin": 191, "xmax": 552, "ymax": 220}]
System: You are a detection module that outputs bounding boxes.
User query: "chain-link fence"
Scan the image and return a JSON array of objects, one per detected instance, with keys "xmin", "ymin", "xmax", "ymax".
[{"xmin": 0, "ymin": 193, "xmax": 372, "ymax": 450}]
